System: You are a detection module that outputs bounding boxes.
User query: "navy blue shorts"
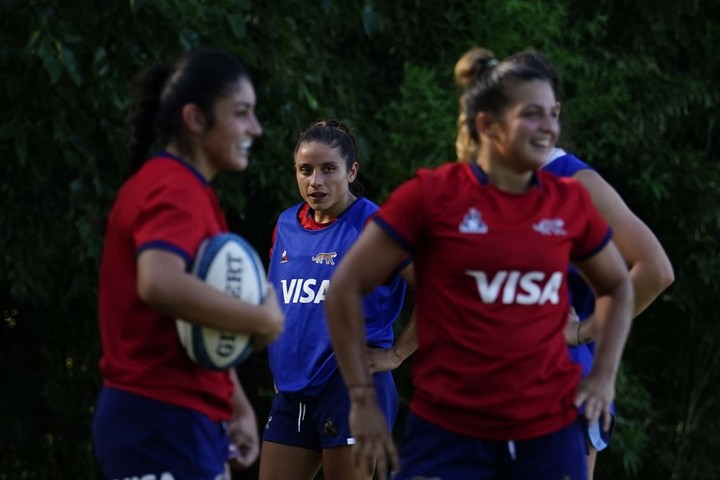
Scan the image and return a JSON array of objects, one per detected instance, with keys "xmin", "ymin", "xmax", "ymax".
[
  {"xmin": 92, "ymin": 387, "xmax": 231, "ymax": 480},
  {"xmin": 262, "ymin": 370, "xmax": 397, "ymax": 451},
  {"xmin": 392, "ymin": 412, "xmax": 587, "ymax": 480}
]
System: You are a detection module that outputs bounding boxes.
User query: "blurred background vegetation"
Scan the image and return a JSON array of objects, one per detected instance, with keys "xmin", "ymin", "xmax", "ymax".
[{"xmin": 1, "ymin": 0, "xmax": 719, "ymax": 478}]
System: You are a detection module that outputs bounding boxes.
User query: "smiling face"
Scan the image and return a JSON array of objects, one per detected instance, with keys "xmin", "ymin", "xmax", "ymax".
[
  {"xmin": 294, "ymin": 141, "xmax": 358, "ymax": 223},
  {"xmin": 486, "ymin": 79, "xmax": 560, "ymax": 172},
  {"xmin": 197, "ymin": 77, "xmax": 263, "ymax": 178}
]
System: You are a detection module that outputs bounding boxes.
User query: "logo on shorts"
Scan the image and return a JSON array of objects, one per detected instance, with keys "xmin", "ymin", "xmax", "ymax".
[
  {"xmin": 323, "ymin": 419, "xmax": 338, "ymax": 436},
  {"xmin": 265, "ymin": 415, "xmax": 272, "ymax": 430}
]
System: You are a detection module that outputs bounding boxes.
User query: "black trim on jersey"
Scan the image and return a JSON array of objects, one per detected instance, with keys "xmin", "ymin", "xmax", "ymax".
[
  {"xmin": 572, "ymin": 228, "xmax": 613, "ymax": 262},
  {"xmin": 373, "ymin": 217, "xmax": 415, "ymax": 254},
  {"xmin": 137, "ymin": 240, "xmax": 193, "ymax": 267},
  {"xmin": 469, "ymin": 162, "xmax": 541, "ymax": 187},
  {"xmin": 153, "ymin": 150, "xmax": 210, "ymax": 186}
]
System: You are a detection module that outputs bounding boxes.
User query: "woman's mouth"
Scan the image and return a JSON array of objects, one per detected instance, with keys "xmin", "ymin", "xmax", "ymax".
[{"xmin": 237, "ymin": 139, "xmax": 253, "ymax": 154}]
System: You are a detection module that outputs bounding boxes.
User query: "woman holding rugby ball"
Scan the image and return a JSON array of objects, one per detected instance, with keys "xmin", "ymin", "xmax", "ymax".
[{"xmin": 92, "ymin": 47, "xmax": 284, "ymax": 480}]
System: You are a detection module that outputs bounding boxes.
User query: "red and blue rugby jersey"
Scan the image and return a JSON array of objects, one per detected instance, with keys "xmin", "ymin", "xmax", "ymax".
[
  {"xmin": 98, "ymin": 152, "xmax": 233, "ymax": 422},
  {"xmin": 374, "ymin": 161, "xmax": 611, "ymax": 440},
  {"xmin": 267, "ymin": 198, "xmax": 407, "ymax": 395}
]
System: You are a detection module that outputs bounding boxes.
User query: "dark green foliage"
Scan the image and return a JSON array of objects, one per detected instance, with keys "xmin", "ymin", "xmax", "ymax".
[{"xmin": 1, "ymin": 0, "xmax": 719, "ymax": 478}]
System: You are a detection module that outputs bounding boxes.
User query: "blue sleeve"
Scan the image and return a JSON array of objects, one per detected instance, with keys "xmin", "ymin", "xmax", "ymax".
[{"xmin": 542, "ymin": 154, "xmax": 594, "ymax": 178}]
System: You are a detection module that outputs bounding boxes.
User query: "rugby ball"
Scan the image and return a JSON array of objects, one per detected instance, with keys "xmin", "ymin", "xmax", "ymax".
[{"xmin": 176, "ymin": 233, "xmax": 267, "ymax": 370}]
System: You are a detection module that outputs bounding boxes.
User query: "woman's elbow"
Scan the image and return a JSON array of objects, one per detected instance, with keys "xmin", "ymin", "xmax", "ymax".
[
  {"xmin": 137, "ymin": 271, "xmax": 170, "ymax": 307},
  {"xmin": 137, "ymin": 277, "xmax": 159, "ymax": 305},
  {"xmin": 651, "ymin": 255, "xmax": 675, "ymax": 292},
  {"xmin": 659, "ymin": 260, "xmax": 675, "ymax": 289}
]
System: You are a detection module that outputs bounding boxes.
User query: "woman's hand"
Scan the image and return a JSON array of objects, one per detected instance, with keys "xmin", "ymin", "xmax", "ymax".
[
  {"xmin": 252, "ymin": 285, "xmax": 285, "ymax": 350},
  {"xmin": 227, "ymin": 411, "xmax": 260, "ymax": 470},
  {"xmin": 366, "ymin": 347, "xmax": 403, "ymax": 373},
  {"xmin": 227, "ymin": 370, "xmax": 260, "ymax": 470},
  {"xmin": 349, "ymin": 386, "xmax": 399, "ymax": 480},
  {"xmin": 563, "ymin": 307, "xmax": 581, "ymax": 346},
  {"xmin": 575, "ymin": 366, "xmax": 616, "ymax": 432}
]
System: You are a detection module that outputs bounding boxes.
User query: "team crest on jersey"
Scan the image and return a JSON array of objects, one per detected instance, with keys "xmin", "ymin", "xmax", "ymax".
[
  {"xmin": 311, "ymin": 251, "xmax": 337, "ymax": 265},
  {"xmin": 459, "ymin": 208, "xmax": 488, "ymax": 234},
  {"xmin": 533, "ymin": 218, "xmax": 567, "ymax": 236},
  {"xmin": 280, "ymin": 249, "xmax": 288, "ymax": 263}
]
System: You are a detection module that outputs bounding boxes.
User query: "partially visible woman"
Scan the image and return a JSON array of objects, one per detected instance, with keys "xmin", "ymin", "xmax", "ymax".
[
  {"xmin": 327, "ymin": 50, "xmax": 634, "ymax": 480},
  {"xmin": 454, "ymin": 47, "xmax": 675, "ymax": 479},
  {"xmin": 92, "ymin": 47, "xmax": 285, "ymax": 480},
  {"xmin": 258, "ymin": 120, "xmax": 413, "ymax": 480}
]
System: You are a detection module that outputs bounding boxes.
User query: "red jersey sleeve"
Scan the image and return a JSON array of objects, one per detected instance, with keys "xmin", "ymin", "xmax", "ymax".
[
  {"xmin": 374, "ymin": 174, "xmax": 426, "ymax": 252},
  {"xmin": 570, "ymin": 183, "xmax": 612, "ymax": 260},
  {"xmin": 134, "ymin": 180, "xmax": 218, "ymax": 261}
]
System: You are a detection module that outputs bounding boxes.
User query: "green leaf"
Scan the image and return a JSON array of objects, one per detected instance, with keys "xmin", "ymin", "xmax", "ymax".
[
  {"xmin": 60, "ymin": 44, "xmax": 81, "ymax": 86},
  {"xmin": 362, "ymin": 3, "xmax": 377, "ymax": 37},
  {"xmin": 227, "ymin": 15, "xmax": 246, "ymax": 38}
]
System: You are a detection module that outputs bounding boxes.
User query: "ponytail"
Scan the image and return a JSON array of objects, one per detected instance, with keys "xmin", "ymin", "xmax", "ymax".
[
  {"xmin": 128, "ymin": 64, "xmax": 171, "ymax": 175},
  {"xmin": 454, "ymin": 47, "xmax": 495, "ymax": 162},
  {"xmin": 126, "ymin": 47, "xmax": 252, "ymax": 176}
]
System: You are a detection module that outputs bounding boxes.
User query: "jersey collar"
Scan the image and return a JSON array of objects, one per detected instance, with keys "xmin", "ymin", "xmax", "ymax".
[
  {"xmin": 468, "ymin": 162, "xmax": 541, "ymax": 188},
  {"xmin": 154, "ymin": 150, "xmax": 210, "ymax": 186}
]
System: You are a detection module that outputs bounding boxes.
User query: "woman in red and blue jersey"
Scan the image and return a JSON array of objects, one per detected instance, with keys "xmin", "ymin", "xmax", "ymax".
[
  {"xmin": 92, "ymin": 47, "xmax": 285, "ymax": 480},
  {"xmin": 326, "ymin": 51, "xmax": 635, "ymax": 480},
  {"xmin": 454, "ymin": 47, "xmax": 675, "ymax": 479},
  {"xmin": 258, "ymin": 120, "xmax": 414, "ymax": 480}
]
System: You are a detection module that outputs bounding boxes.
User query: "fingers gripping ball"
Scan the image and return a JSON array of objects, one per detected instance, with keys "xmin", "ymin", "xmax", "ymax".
[{"xmin": 176, "ymin": 233, "xmax": 267, "ymax": 370}]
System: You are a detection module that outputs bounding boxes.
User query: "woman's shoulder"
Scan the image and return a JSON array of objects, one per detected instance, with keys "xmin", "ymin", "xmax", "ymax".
[
  {"xmin": 337, "ymin": 197, "xmax": 378, "ymax": 224},
  {"xmin": 411, "ymin": 161, "xmax": 469, "ymax": 184},
  {"xmin": 538, "ymin": 170, "xmax": 593, "ymax": 203},
  {"xmin": 542, "ymin": 148, "xmax": 593, "ymax": 178},
  {"xmin": 131, "ymin": 154, "xmax": 209, "ymax": 190},
  {"xmin": 354, "ymin": 196, "xmax": 380, "ymax": 211}
]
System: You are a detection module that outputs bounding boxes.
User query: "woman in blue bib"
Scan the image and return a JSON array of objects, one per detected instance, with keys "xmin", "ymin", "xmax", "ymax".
[{"xmin": 258, "ymin": 120, "xmax": 414, "ymax": 480}]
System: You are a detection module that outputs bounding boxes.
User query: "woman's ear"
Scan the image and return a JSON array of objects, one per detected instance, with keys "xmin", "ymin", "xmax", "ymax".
[
  {"xmin": 181, "ymin": 103, "xmax": 206, "ymax": 134},
  {"xmin": 475, "ymin": 111, "xmax": 498, "ymax": 141},
  {"xmin": 348, "ymin": 161, "xmax": 359, "ymax": 183}
]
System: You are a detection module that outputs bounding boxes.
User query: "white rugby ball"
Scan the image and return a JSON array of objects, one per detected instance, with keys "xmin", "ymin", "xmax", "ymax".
[{"xmin": 176, "ymin": 233, "xmax": 267, "ymax": 370}]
